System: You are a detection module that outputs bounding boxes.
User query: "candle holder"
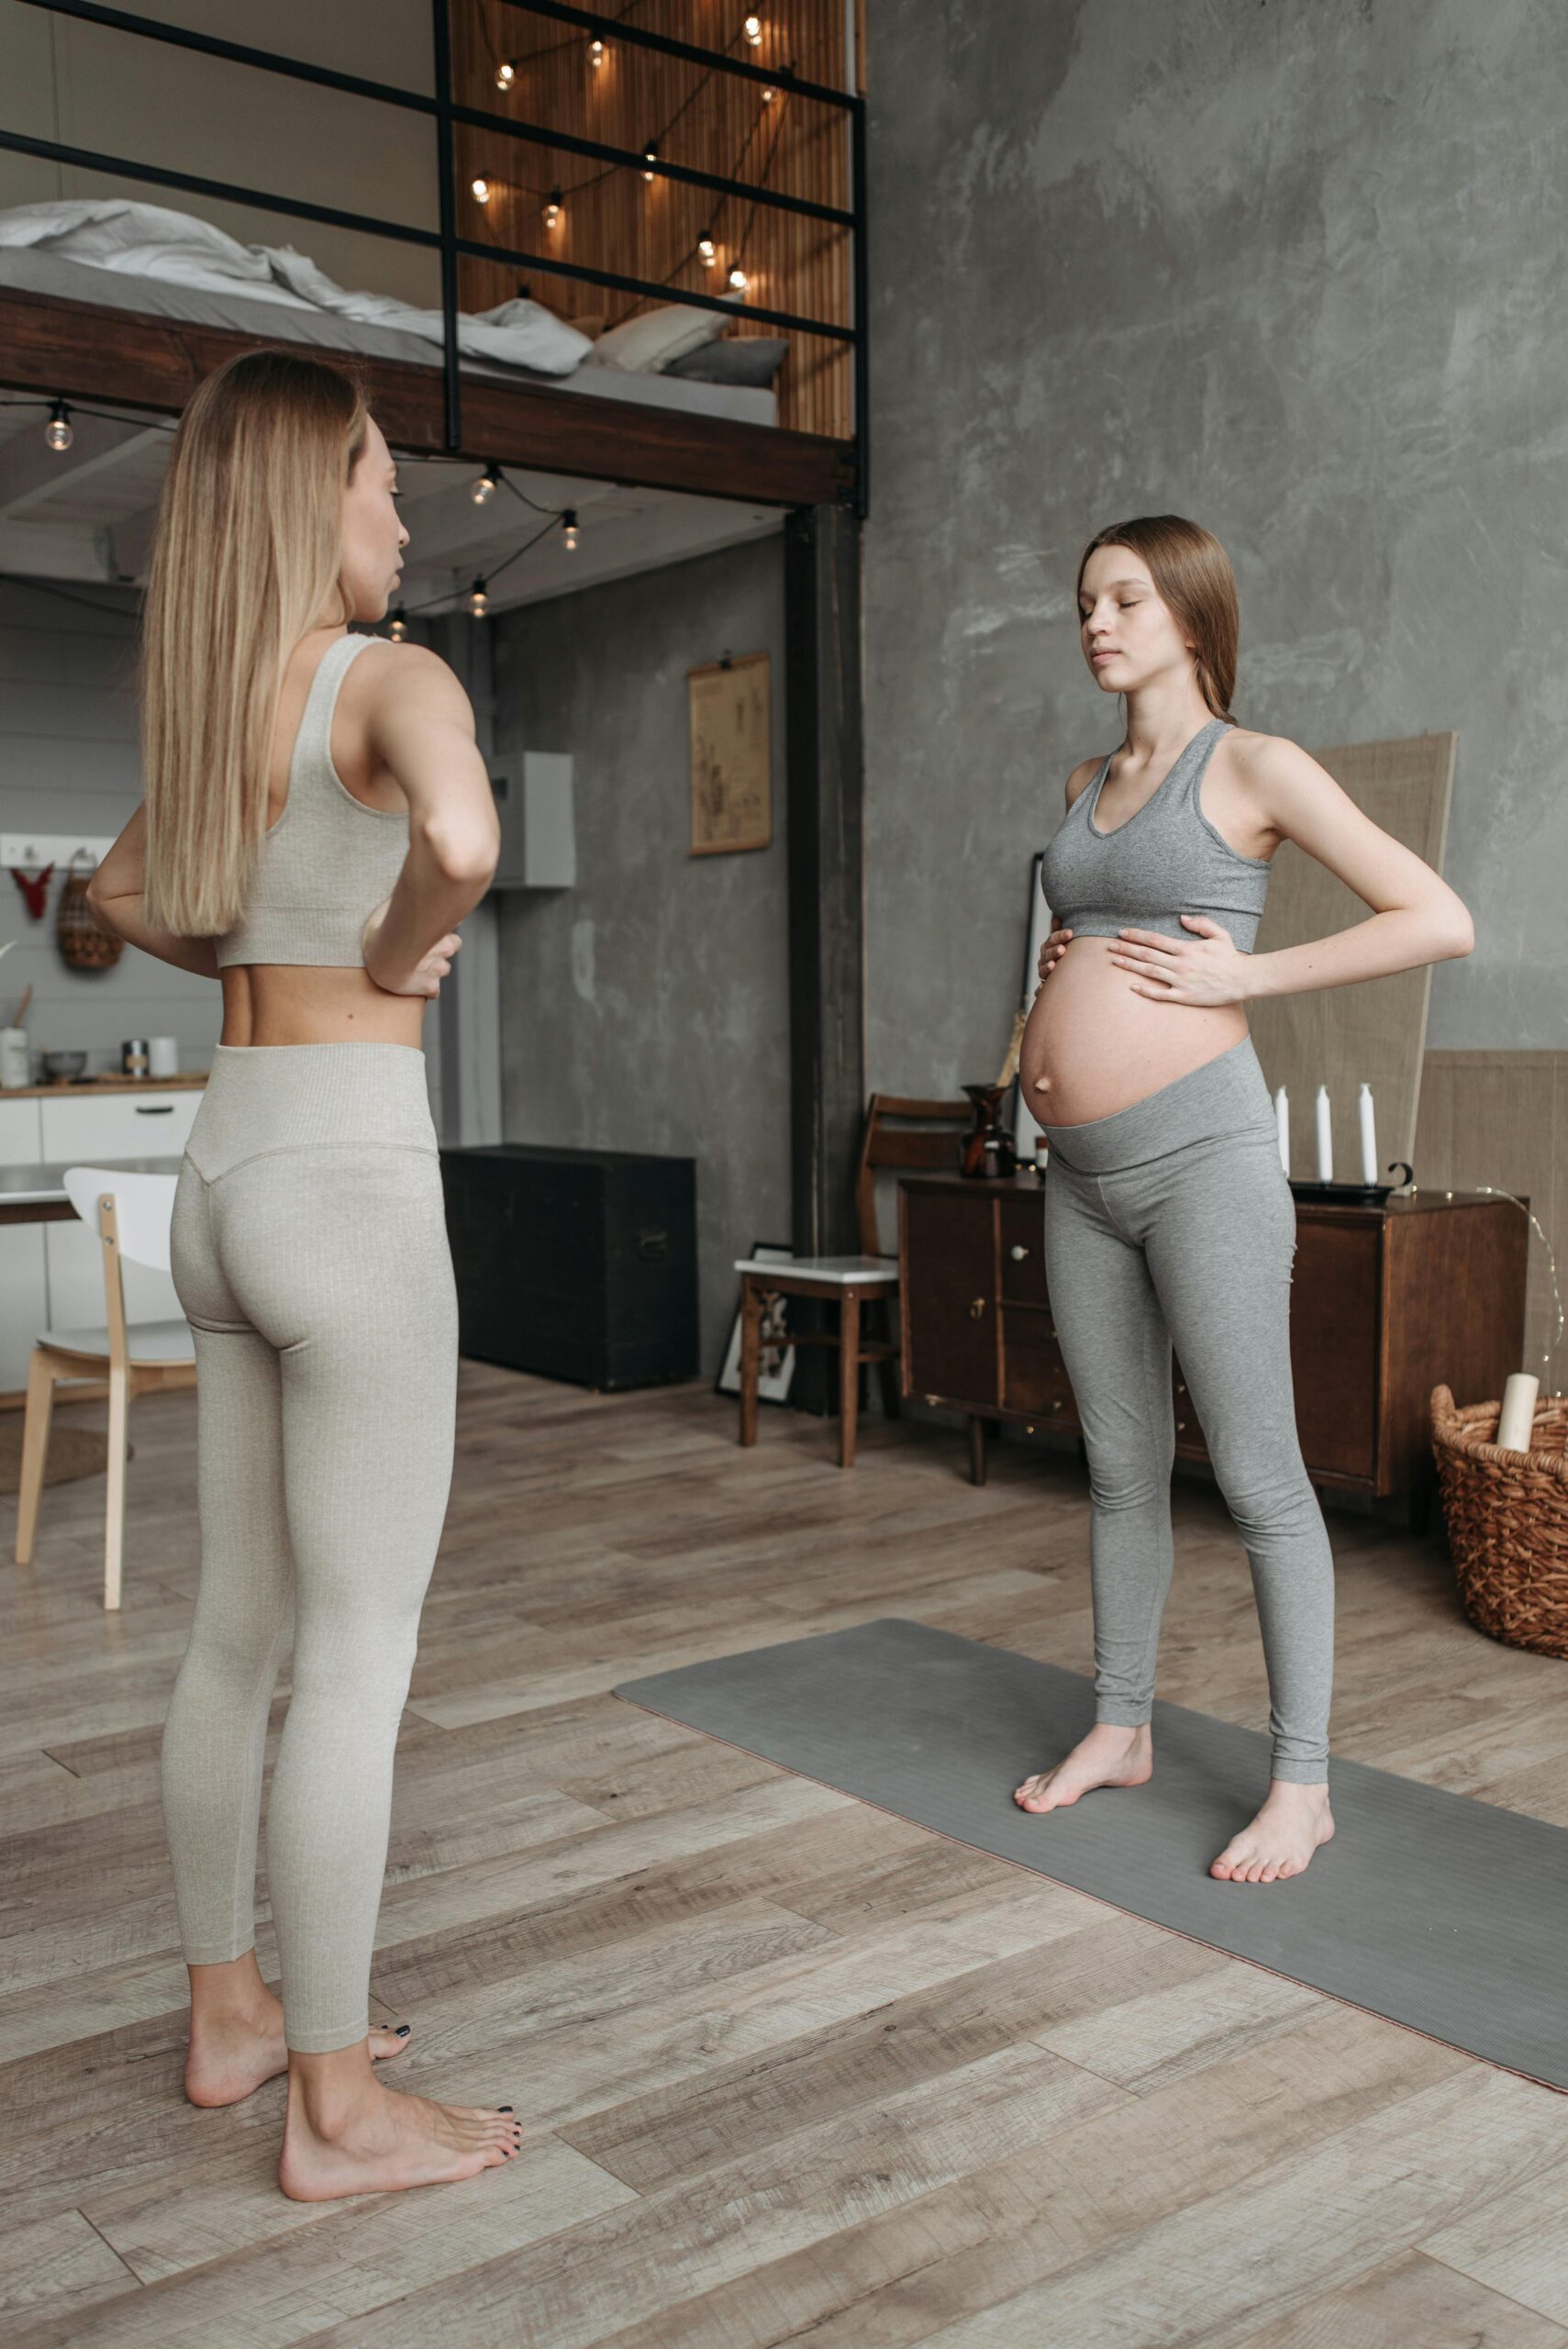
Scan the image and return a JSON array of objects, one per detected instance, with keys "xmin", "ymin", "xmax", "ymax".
[{"xmin": 1287, "ymin": 1160, "xmax": 1414, "ymax": 1204}]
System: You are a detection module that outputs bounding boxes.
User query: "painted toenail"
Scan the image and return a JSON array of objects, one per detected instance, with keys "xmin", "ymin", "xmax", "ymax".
[{"xmin": 395, "ymin": 2024, "xmax": 411, "ymax": 2036}]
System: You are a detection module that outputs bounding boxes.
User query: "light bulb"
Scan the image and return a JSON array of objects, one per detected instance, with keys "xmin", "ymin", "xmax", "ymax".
[
  {"xmin": 698, "ymin": 237, "xmax": 716, "ymax": 266},
  {"xmin": 543, "ymin": 189, "xmax": 562, "ymax": 228},
  {"xmin": 468, "ymin": 578, "xmax": 488, "ymax": 617},
  {"xmin": 743, "ymin": 14, "xmax": 762, "ymax": 45},
  {"xmin": 762, "ymin": 85, "xmax": 775, "ymax": 101},
  {"xmin": 495, "ymin": 60, "xmax": 514, "ymax": 88},
  {"xmin": 642, "ymin": 145, "xmax": 657, "ymax": 182},
  {"xmin": 472, "ymin": 465, "xmax": 498, "ymax": 506},
  {"xmin": 472, "ymin": 176, "xmax": 491, "ymax": 204},
  {"xmin": 562, "ymin": 510, "xmax": 579, "ymax": 551},
  {"xmin": 728, "ymin": 264, "xmax": 749, "ymax": 294},
  {"xmin": 388, "ymin": 607, "xmax": 408, "ymax": 641},
  {"xmin": 589, "ymin": 37, "xmax": 605, "ymax": 64},
  {"xmin": 46, "ymin": 399, "xmax": 72, "ymax": 452}
]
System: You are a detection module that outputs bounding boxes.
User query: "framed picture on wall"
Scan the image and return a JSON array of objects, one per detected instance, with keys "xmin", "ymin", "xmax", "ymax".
[
  {"xmin": 689, "ymin": 651, "xmax": 771, "ymax": 855},
  {"xmin": 715, "ymin": 1239, "xmax": 796, "ymax": 1403}
]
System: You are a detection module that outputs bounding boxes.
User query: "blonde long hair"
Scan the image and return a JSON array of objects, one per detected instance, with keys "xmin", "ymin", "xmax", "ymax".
[
  {"xmin": 139, "ymin": 349, "xmax": 369, "ymax": 937},
  {"xmin": 1075, "ymin": 514, "xmax": 1240, "ymax": 723}
]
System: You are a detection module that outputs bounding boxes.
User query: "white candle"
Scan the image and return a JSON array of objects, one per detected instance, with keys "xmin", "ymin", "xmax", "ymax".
[
  {"xmin": 1274, "ymin": 1084, "xmax": 1290, "ymax": 1177},
  {"xmin": 1357, "ymin": 1081, "xmax": 1377, "ymax": 1185},
  {"xmin": 1315, "ymin": 1085, "xmax": 1333, "ymax": 1182},
  {"xmin": 1496, "ymin": 1372, "xmax": 1540, "ymax": 1453}
]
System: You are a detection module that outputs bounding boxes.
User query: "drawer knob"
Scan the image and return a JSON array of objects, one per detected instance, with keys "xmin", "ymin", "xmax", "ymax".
[
  {"xmin": 1051, "ymin": 1399, "xmax": 1062, "ymax": 1411},
  {"xmin": 1177, "ymin": 1419, "xmax": 1186, "ymax": 1431},
  {"xmin": 968, "ymin": 1297, "xmax": 986, "ymax": 1319},
  {"xmin": 135, "ymin": 1104, "xmax": 174, "ymax": 1116},
  {"xmin": 1010, "ymin": 1243, "xmax": 1029, "ymax": 1261}
]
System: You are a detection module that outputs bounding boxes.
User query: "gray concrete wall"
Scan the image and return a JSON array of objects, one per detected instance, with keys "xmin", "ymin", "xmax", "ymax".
[
  {"xmin": 862, "ymin": 0, "xmax": 1568, "ymax": 1099},
  {"xmin": 493, "ymin": 533, "xmax": 789, "ymax": 1376}
]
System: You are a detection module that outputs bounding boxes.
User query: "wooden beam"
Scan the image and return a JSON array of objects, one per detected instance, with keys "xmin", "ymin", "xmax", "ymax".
[
  {"xmin": 0, "ymin": 285, "xmax": 858, "ymax": 509},
  {"xmin": 785, "ymin": 501, "xmax": 865, "ymax": 1259}
]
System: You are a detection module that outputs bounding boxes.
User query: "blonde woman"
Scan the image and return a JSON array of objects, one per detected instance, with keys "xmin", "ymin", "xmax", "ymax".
[
  {"xmin": 1011, "ymin": 516, "xmax": 1473, "ymax": 1883},
  {"xmin": 89, "ymin": 348, "xmax": 513, "ymax": 2199}
]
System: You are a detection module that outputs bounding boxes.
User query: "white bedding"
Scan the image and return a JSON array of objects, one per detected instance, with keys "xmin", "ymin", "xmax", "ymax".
[{"xmin": 0, "ymin": 198, "xmax": 595, "ymax": 375}]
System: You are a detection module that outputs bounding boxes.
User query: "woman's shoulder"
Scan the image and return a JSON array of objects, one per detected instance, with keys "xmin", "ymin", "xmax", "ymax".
[
  {"xmin": 1062, "ymin": 748, "xmax": 1109, "ymax": 813},
  {"xmin": 339, "ymin": 636, "xmax": 476, "ymax": 730}
]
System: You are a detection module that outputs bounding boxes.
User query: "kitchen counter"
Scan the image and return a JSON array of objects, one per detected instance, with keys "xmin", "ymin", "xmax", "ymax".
[{"xmin": 0, "ymin": 1073, "xmax": 208, "ymax": 1097}]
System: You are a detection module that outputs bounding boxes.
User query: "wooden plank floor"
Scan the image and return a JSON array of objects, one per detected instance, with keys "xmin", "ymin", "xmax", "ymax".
[{"xmin": 4, "ymin": 1365, "xmax": 1568, "ymax": 2346}]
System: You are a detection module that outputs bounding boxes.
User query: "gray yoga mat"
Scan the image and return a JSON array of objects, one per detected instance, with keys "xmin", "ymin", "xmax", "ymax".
[{"xmin": 615, "ymin": 1617, "xmax": 1568, "ymax": 2093}]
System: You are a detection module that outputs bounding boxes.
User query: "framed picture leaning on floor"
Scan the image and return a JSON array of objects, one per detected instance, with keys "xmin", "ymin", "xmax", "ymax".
[{"xmin": 716, "ymin": 1241, "xmax": 796, "ymax": 1403}]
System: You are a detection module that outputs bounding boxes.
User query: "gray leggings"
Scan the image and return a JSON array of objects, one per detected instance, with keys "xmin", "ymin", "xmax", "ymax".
[
  {"xmin": 163, "ymin": 1041, "xmax": 458, "ymax": 2053},
  {"xmin": 1040, "ymin": 1033, "xmax": 1334, "ymax": 1783}
]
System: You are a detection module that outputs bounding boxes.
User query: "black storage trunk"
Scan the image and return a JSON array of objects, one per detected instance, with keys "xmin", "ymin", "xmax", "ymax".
[{"xmin": 439, "ymin": 1143, "xmax": 699, "ymax": 1390}]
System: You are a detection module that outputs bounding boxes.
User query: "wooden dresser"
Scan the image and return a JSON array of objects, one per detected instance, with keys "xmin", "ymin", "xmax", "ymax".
[{"xmin": 897, "ymin": 1169, "xmax": 1529, "ymax": 1523}]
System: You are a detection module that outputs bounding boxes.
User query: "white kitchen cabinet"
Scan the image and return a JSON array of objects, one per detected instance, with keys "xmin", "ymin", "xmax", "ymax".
[{"xmin": 0, "ymin": 1097, "xmax": 46, "ymax": 1395}]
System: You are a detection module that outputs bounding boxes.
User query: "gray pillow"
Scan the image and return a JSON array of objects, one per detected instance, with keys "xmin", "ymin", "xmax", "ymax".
[{"xmin": 664, "ymin": 336, "xmax": 788, "ymax": 386}]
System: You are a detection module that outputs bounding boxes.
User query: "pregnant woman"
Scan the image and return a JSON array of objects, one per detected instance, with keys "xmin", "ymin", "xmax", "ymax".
[
  {"xmin": 87, "ymin": 349, "xmax": 513, "ymax": 2196},
  {"xmin": 1010, "ymin": 514, "xmax": 1472, "ymax": 1883}
]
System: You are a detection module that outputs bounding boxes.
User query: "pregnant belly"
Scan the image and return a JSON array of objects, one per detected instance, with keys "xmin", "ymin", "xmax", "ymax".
[{"xmin": 1018, "ymin": 935, "xmax": 1251, "ymax": 1126}]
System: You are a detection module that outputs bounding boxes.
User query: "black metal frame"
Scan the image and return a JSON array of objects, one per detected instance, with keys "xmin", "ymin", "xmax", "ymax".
[{"xmin": 4, "ymin": 0, "xmax": 868, "ymax": 511}]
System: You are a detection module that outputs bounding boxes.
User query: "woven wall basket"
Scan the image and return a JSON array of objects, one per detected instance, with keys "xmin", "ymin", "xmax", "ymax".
[
  {"xmin": 1430, "ymin": 1383, "xmax": 1568, "ymax": 1658},
  {"xmin": 56, "ymin": 850, "xmax": 123, "ymax": 971}
]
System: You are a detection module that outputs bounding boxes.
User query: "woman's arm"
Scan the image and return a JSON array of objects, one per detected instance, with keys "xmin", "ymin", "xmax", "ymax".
[
  {"xmin": 358, "ymin": 644, "xmax": 501, "ymax": 994},
  {"xmin": 1110, "ymin": 731, "xmax": 1473, "ymax": 1007},
  {"xmin": 85, "ymin": 805, "xmax": 220, "ymax": 978},
  {"xmin": 1239, "ymin": 733, "xmax": 1473, "ymax": 1000}
]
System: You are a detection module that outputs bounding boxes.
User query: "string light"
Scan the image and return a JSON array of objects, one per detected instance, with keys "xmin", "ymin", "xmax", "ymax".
[
  {"xmin": 387, "ymin": 606, "xmax": 409, "ymax": 641},
  {"xmin": 743, "ymin": 14, "xmax": 763, "ymax": 45},
  {"xmin": 495, "ymin": 59, "xmax": 515, "ymax": 88},
  {"xmin": 697, "ymin": 237, "xmax": 716, "ymax": 267},
  {"xmin": 472, "ymin": 464, "xmax": 500, "ymax": 507},
  {"xmin": 471, "ymin": 176, "xmax": 492, "ymax": 205},
  {"xmin": 467, "ymin": 578, "xmax": 489, "ymax": 618},
  {"xmin": 728, "ymin": 264, "xmax": 749, "ymax": 294},
  {"xmin": 562, "ymin": 509, "xmax": 579, "ymax": 551},
  {"xmin": 1407, "ymin": 1182, "xmax": 1565, "ymax": 1382},
  {"xmin": 762, "ymin": 85, "xmax": 775, "ymax": 101},
  {"xmin": 46, "ymin": 398, "xmax": 72, "ymax": 452},
  {"xmin": 543, "ymin": 188, "xmax": 562, "ymax": 228},
  {"xmin": 589, "ymin": 37, "xmax": 605, "ymax": 65},
  {"xmin": 642, "ymin": 143, "xmax": 658, "ymax": 183}
]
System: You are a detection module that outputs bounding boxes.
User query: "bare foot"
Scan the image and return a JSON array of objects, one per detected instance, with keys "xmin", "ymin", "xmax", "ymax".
[
  {"xmin": 279, "ymin": 2072, "xmax": 523, "ymax": 2201},
  {"xmin": 185, "ymin": 1991, "xmax": 413, "ymax": 2109},
  {"xmin": 1014, "ymin": 1722, "xmax": 1153, "ymax": 1812},
  {"xmin": 1209, "ymin": 1780, "xmax": 1335, "ymax": 1883}
]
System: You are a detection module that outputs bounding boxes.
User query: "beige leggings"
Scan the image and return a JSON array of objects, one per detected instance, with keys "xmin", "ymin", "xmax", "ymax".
[{"xmin": 163, "ymin": 1041, "xmax": 457, "ymax": 2053}]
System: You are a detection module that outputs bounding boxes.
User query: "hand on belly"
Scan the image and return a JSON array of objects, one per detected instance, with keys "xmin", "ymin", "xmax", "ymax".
[{"xmin": 1019, "ymin": 936, "xmax": 1248, "ymax": 1127}]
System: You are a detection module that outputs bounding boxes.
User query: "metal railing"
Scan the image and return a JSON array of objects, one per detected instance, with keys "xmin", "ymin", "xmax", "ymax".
[{"xmin": 2, "ymin": 0, "xmax": 867, "ymax": 506}]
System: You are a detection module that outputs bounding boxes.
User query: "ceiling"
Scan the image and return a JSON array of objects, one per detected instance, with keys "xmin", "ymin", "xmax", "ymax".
[{"xmin": 0, "ymin": 391, "xmax": 782, "ymax": 618}]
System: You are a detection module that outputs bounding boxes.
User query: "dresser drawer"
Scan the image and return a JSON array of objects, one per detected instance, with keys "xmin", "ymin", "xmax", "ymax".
[
  {"xmin": 39, "ymin": 1089, "xmax": 201, "ymax": 1163},
  {"xmin": 998, "ymin": 1193, "xmax": 1050, "ymax": 1308},
  {"xmin": 1002, "ymin": 1305, "xmax": 1076, "ymax": 1420}
]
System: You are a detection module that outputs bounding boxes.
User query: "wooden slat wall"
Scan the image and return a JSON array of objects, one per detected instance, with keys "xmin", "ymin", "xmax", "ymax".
[{"xmin": 451, "ymin": 0, "xmax": 853, "ymax": 440}]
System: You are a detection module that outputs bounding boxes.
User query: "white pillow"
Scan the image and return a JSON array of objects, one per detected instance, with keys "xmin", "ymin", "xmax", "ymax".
[{"xmin": 584, "ymin": 301, "xmax": 729, "ymax": 373}]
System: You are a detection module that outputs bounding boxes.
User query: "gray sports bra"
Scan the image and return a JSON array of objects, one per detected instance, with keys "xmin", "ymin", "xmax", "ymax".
[
  {"xmin": 1038, "ymin": 715, "xmax": 1273, "ymax": 952},
  {"xmin": 214, "ymin": 632, "xmax": 409, "ymax": 969}
]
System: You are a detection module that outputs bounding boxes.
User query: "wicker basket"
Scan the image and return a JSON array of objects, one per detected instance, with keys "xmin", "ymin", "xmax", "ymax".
[{"xmin": 1430, "ymin": 1383, "xmax": 1568, "ymax": 1656}]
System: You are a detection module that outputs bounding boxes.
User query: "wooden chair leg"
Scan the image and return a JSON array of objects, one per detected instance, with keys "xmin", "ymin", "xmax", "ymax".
[
  {"xmin": 15, "ymin": 1351, "xmax": 57, "ymax": 1566},
  {"xmin": 104, "ymin": 1366, "xmax": 130, "ymax": 1612},
  {"xmin": 838, "ymin": 1290, "xmax": 861, "ymax": 1469},
  {"xmin": 969, "ymin": 1412, "xmax": 988, "ymax": 1486},
  {"xmin": 739, "ymin": 1276, "xmax": 762, "ymax": 1447}
]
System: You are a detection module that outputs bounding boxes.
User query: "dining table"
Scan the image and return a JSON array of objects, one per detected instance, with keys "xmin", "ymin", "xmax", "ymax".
[{"xmin": 0, "ymin": 1156, "xmax": 185, "ymax": 1227}]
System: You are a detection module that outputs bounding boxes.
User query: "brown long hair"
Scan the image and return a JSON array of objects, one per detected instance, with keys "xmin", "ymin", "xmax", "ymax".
[
  {"xmin": 1075, "ymin": 514, "xmax": 1239, "ymax": 722},
  {"xmin": 139, "ymin": 349, "xmax": 369, "ymax": 937}
]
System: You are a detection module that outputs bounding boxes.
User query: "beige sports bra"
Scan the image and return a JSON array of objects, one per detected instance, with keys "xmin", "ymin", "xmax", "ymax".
[{"xmin": 214, "ymin": 633, "xmax": 409, "ymax": 969}]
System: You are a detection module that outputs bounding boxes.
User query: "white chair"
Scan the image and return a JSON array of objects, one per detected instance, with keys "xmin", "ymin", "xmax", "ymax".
[{"xmin": 15, "ymin": 1167, "xmax": 195, "ymax": 1610}]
